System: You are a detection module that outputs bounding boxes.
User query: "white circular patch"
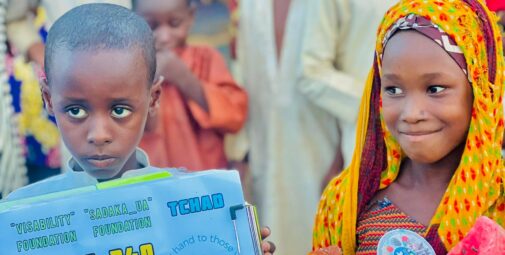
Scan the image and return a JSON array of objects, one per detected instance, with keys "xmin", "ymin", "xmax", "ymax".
[{"xmin": 377, "ymin": 229, "xmax": 436, "ymax": 255}]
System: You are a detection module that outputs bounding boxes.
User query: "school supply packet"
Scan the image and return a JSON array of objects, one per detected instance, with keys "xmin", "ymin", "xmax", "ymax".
[{"xmin": 0, "ymin": 170, "xmax": 262, "ymax": 255}]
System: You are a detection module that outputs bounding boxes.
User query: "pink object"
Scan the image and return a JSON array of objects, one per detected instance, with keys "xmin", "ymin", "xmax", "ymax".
[
  {"xmin": 448, "ymin": 216, "xmax": 505, "ymax": 255},
  {"xmin": 487, "ymin": 0, "xmax": 505, "ymax": 11}
]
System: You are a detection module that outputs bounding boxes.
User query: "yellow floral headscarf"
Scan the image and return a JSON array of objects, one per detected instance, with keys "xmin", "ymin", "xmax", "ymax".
[{"xmin": 312, "ymin": 0, "xmax": 505, "ymax": 253}]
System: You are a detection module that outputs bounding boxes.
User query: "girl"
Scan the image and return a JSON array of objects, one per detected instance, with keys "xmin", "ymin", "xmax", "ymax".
[{"xmin": 312, "ymin": 0, "xmax": 505, "ymax": 254}]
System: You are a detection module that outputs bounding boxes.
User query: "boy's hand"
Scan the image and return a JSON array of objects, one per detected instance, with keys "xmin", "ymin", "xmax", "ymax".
[
  {"xmin": 261, "ymin": 227, "xmax": 276, "ymax": 254},
  {"xmin": 155, "ymin": 49, "xmax": 192, "ymax": 87},
  {"xmin": 155, "ymin": 49, "xmax": 209, "ymax": 111}
]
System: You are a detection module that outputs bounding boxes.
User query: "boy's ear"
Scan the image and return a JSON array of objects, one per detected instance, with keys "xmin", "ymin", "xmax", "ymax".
[
  {"xmin": 40, "ymin": 78, "xmax": 55, "ymax": 116},
  {"xmin": 189, "ymin": 4, "xmax": 196, "ymax": 15},
  {"xmin": 149, "ymin": 76, "xmax": 163, "ymax": 115}
]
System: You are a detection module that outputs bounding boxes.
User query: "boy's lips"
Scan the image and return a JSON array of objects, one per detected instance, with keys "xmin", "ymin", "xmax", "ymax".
[{"xmin": 84, "ymin": 155, "xmax": 117, "ymax": 168}]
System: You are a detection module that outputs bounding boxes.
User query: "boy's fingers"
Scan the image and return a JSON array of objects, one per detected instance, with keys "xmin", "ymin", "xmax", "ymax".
[
  {"xmin": 268, "ymin": 241, "xmax": 276, "ymax": 253},
  {"xmin": 261, "ymin": 241, "xmax": 269, "ymax": 252},
  {"xmin": 260, "ymin": 226, "xmax": 271, "ymax": 238},
  {"xmin": 261, "ymin": 241, "xmax": 276, "ymax": 254}
]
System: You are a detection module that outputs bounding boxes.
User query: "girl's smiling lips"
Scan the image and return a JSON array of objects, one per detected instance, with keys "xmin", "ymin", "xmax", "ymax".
[{"xmin": 399, "ymin": 129, "xmax": 443, "ymax": 142}]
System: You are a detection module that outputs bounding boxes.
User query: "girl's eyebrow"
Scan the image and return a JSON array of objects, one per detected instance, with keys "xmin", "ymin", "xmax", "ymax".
[
  {"xmin": 383, "ymin": 72, "xmax": 445, "ymax": 81},
  {"xmin": 382, "ymin": 73, "xmax": 401, "ymax": 81},
  {"xmin": 421, "ymin": 72, "xmax": 442, "ymax": 80}
]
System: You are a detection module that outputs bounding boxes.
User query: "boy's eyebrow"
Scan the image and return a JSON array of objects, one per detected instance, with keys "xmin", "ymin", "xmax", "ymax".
[
  {"xmin": 109, "ymin": 98, "xmax": 135, "ymax": 104},
  {"xmin": 60, "ymin": 98, "xmax": 135, "ymax": 105},
  {"xmin": 60, "ymin": 98, "xmax": 89, "ymax": 104}
]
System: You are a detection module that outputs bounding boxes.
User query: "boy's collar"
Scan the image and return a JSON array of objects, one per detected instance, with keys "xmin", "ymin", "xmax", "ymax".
[{"xmin": 66, "ymin": 148, "xmax": 151, "ymax": 173}]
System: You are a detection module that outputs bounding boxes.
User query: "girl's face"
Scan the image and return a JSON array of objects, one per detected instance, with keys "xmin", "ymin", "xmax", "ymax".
[{"xmin": 381, "ymin": 31, "xmax": 472, "ymax": 164}]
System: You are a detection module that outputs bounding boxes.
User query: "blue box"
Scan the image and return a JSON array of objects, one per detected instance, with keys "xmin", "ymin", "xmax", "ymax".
[{"xmin": 0, "ymin": 170, "xmax": 262, "ymax": 255}]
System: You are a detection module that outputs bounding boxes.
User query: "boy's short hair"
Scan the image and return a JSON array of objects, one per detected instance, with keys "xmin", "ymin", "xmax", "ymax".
[
  {"xmin": 44, "ymin": 3, "xmax": 156, "ymax": 83},
  {"xmin": 132, "ymin": 0, "xmax": 193, "ymax": 10}
]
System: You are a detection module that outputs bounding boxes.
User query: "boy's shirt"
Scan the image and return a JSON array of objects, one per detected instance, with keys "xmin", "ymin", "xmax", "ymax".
[
  {"xmin": 139, "ymin": 45, "xmax": 247, "ymax": 171},
  {"xmin": 5, "ymin": 148, "xmax": 178, "ymax": 201}
]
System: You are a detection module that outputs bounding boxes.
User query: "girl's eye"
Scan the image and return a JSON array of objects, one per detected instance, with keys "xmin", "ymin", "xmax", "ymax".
[
  {"xmin": 111, "ymin": 107, "xmax": 132, "ymax": 119},
  {"xmin": 66, "ymin": 107, "xmax": 88, "ymax": 119},
  {"xmin": 427, "ymin": 86, "xmax": 446, "ymax": 94},
  {"xmin": 384, "ymin": 86, "xmax": 403, "ymax": 95}
]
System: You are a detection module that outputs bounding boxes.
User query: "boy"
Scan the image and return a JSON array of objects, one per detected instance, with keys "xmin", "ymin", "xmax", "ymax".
[
  {"xmin": 135, "ymin": 0, "xmax": 248, "ymax": 171},
  {"xmin": 5, "ymin": 3, "xmax": 164, "ymax": 200},
  {"xmin": 3, "ymin": 5, "xmax": 276, "ymax": 254}
]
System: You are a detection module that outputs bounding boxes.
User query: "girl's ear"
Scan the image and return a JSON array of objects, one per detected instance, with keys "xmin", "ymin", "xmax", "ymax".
[{"xmin": 40, "ymin": 79, "xmax": 55, "ymax": 116}]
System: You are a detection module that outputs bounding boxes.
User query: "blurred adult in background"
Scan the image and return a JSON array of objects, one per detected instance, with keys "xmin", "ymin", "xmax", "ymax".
[
  {"xmin": 7, "ymin": 0, "xmax": 131, "ymax": 67},
  {"xmin": 300, "ymin": 0, "xmax": 397, "ymax": 186},
  {"xmin": 1, "ymin": 0, "xmax": 27, "ymax": 198},
  {"xmin": 237, "ymin": 0, "xmax": 325, "ymax": 253}
]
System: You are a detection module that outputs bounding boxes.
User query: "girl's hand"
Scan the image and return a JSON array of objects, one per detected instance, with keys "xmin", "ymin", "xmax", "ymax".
[
  {"xmin": 309, "ymin": 246, "xmax": 342, "ymax": 255},
  {"xmin": 261, "ymin": 227, "xmax": 276, "ymax": 254}
]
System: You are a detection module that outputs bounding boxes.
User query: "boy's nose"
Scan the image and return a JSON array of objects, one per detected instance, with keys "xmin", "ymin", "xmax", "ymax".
[
  {"xmin": 154, "ymin": 25, "xmax": 174, "ymax": 49},
  {"xmin": 400, "ymin": 95, "xmax": 427, "ymax": 124},
  {"xmin": 87, "ymin": 116, "xmax": 113, "ymax": 146}
]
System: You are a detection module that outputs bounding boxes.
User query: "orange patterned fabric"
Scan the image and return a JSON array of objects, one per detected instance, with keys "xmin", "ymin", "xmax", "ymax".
[{"xmin": 312, "ymin": 0, "xmax": 505, "ymax": 254}]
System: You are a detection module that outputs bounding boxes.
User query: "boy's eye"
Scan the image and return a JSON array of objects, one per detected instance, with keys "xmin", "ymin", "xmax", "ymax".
[
  {"xmin": 427, "ymin": 85, "xmax": 446, "ymax": 94},
  {"xmin": 384, "ymin": 86, "xmax": 403, "ymax": 95},
  {"xmin": 66, "ymin": 107, "xmax": 88, "ymax": 119},
  {"xmin": 146, "ymin": 19, "xmax": 158, "ymax": 30},
  {"xmin": 111, "ymin": 107, "xmax": 132, "ymax": 119},
  {"xmin": 169, "ymin": 19, "xmax": 182, "ymax": 27}
]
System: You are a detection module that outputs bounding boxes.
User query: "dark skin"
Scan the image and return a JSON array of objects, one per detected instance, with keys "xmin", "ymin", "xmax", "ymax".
[
  {"xmin": 41, "ymin": 48, "xmax": 162, "ymax": 181},
  {"xmin": 310, "ymin": 246, "xmax": 342, "ymax": 255},
  {"xmin": 377, "ymin": 31, "xmax": 473, "ymax": 226},
  {"xmin": 273, "ymin": 0, "xmax": 292, "ymax": 61},
  {"xmin": 136, "ymin": 0, "xmax": 208, "ymax": 112}
]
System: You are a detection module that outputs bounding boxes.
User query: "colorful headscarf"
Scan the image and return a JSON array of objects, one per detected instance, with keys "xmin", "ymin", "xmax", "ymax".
[
  {"xmin": 382, "ymin": 14, "xmax": 468, "ymax": 76},
  {"xmin": 312, "ymin": 0, "xmax": 505, "ymax": 254}
]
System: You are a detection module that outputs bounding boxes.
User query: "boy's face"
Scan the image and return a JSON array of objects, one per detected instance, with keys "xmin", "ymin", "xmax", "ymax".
[
  {"xmin": 137, "ymin": 0, "xmax": 194, "ymax": 51},
  {"xmin": 42, "ymin": 49, "xmax": 161, "ymax": 180},
  {"xmin": 381, "ymin": 31, "xmax": 472, "ymax": 164}
]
